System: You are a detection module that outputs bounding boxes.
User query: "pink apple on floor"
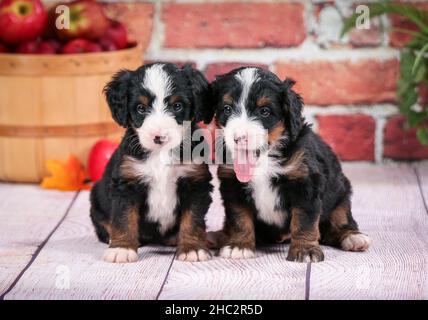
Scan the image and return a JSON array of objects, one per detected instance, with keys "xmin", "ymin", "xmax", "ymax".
[
  {"xmin": 88, "ymin": 139, "xmax": 119, "ymax": 182},
  {"xmin": 0, "ymin": 0, "xmax": 47, "ymax": 44}
]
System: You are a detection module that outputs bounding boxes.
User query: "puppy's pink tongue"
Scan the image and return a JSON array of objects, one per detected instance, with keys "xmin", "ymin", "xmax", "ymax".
[{"xmin": 233, "ymin": 147, "xmax": 257, "ymax": 183}]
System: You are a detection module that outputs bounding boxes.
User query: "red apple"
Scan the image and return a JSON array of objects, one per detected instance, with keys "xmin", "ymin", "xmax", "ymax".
[
  {"xmin": 0, "ymin": 0, "xmax": 47, "ymax": 44},
  {"xmin": 88, "ymin": 139, "xmax": 119, "ymax": 182},
  {"xmin": 104, "ymin": 20, "xmax": 127, "ymax": 49},
  {"xmin": 61, "ymin": 39, "xmax": 88, "ymax": 54},
  {"xmin": 0, "ymin": 42, "xmax": 9, "ymax": 53},
  {"xmin": 43, "ymin": 39, "xmax": 61, "ymax": 52},
  {"xmin": 61, "ymin": 38, "xmax": 101, "ymax": 54},
  {"xmin": 15, "ymin": 39, "xmax": 60, "ymax": 54},
  {"xmin": 15, "ymin": 39, "xmax": 39, "ymax": 53},
  {"xmin": 85, "ymin": 41, "xmax": 102, "ymax": 53},
  {"xmin": 55, "ymin": 0, "xmax": 109, "ymax": 41},
  {"xmin": 99, "ymin": 37, "xmax": 117, "ymax": 52},
  {"xmin": 38, "ymin": 40, "xmax": 57, "ymax": 54}
]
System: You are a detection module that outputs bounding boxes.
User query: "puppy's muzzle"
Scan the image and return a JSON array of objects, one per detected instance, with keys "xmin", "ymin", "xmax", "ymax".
[
  {"xmin": 234, "ymin": 133, "xmax": 248, "ymax": 146},
  {"xmin": 153, "ymin": 134, "xmax": 169, "ymax": 145}
]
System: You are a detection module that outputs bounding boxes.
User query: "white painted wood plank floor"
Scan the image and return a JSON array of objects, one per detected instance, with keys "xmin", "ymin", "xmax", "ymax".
[{"xmin": 0, "ymin": 164, "xmax": 427, "ymax": 300}]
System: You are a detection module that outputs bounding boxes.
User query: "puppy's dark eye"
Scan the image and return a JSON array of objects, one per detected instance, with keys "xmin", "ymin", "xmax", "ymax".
[
  {"xmin": 223, "ymin": 105, "xmax": 232, "ymax": 116},
  {"xmin": 172, "ymin": 102, "xmax": 183, "ymax": 112},
  {"xmin": 259, "ymin": 107, "xmax": 271, "ymax": 117},
  {"xmin": 137, "ymin": 104, "xmax": 148, "ymax": 115}
]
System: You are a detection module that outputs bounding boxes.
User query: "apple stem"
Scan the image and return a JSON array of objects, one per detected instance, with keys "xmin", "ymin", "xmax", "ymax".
[{"xmin": 19, "ymin": 6, "xmax": 28, "ymax": 15}]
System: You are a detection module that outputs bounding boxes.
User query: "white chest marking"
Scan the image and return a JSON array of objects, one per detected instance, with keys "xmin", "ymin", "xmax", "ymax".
[
  {"xmin": 248, "ymin": 154, "xmax": 285, "ymax": 227},
  {"xmin": 128, "ymin": 153, "xmax": 193, "ymax": 234}
]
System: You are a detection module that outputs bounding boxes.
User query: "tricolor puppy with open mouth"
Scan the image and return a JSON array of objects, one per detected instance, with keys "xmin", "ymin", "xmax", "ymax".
[
  {"xmin": 209, "ymin": 67, "xmax": 371, "ymax": 262},
  {"xmin": 90, "ymin": 63, "xmax": 213, "ymax": 263}
]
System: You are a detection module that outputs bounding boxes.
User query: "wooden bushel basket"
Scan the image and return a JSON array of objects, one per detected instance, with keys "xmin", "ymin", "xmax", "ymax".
[{"xmin": 0, "ymin": 45, "xmax": 142, "ymax": 183}]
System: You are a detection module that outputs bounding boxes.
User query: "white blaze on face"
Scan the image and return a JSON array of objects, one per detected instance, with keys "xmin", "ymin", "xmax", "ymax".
[
  {"xmin": 223, "ymin": 68, "xmax": 268, "ymax": 183},
  {"xmin": 236, "ymin": 68, "xmax": 257, "ymax": 118},
  {"xmin": 137, "ymin": 64, "xmax": 182, "ymax": 151}
]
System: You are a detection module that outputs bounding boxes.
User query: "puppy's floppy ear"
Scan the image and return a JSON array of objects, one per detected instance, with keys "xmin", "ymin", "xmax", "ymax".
[
  {"xmin": 282, "ymin": 78, "xmax": 304, "ymax": 141},
  {"xmin": 182, "ymin": 64, "xmax": 213, "ymax": 124},
  {"xmin": 104, "ymin": 69, "xmax": 132, "ymax": 128}
]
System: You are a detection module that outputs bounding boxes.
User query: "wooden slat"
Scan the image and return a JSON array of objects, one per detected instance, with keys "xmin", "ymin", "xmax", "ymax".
[
  {"xmin": 0, "ymin": 183, "xmax": 76, "ymax": 296},
  {"xmin": 309, "ymin": 164, "xmax": 428, "ymax": 300},
  {"xmin": 159, "ymin": 166, "xmax": 308, "ymax": 300},
  {"xmin": 0, "ymin": 45, "xmax": 142, "ymax": 76},
  {"xmin": 159, "ymin": 246, "xmax": 308, "ymax": 300},
  {"xmin": 4, "ymin": 191, "xmax": 175, "ymax": 300}
]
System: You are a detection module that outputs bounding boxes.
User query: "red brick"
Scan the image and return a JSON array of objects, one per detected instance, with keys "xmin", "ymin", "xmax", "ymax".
[
  {"xmin": 205, "ymin": 62, "xmax": 269, "ymax": 82},
  {"xmin": 104, "ymin": 3, "xmax": 154, "ymax": 51},
  {"xmin": 275, "ymin": 59, "xmax": 399, "ymax": 105},
  {"xmin": 383, "ymin": 115, "xmax": 428, "ymax": 160},
  {"xmin": 389, "ymin": 3, "xmax": 428, "ymax": 48},
  {"xmin": 348, "ymin": 19, "xmax": 382, "ymax": 47},
  {"xmin": 317, "ymin": 114, "xmax": 376, "ymax": 161},
  {"xmin": 162, "ymin": 3, "xmax": 306, "ymax": 48}
]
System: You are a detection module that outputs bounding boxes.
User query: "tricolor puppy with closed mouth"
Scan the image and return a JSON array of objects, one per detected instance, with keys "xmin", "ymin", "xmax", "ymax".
[
  {"xmin": 90, "ymin": 63, "xmax": 213, "ymax": 263},
  {"xmin": 209, "ymin": 67, "xmax": 371, "ymax": 262}
]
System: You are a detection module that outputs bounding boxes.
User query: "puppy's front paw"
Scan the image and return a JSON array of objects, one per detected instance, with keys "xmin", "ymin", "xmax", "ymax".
[
  {"xmin": 341, "ymin": 233, "xmax": 371, "ymax": 251},
  {"xmin": 219, "ymin": 245, "xmax": 256, "ymax": 259},
  {"xmin": 102, "ymin": 247, "xmax": 139, "ymax": 263},
  {"xmin": 287, "ymin": 244, "xmax": 324, "ymax": 263},
  {"xmin": 177, "ymin": 248, "xmax": 212, "ymax": 262}
]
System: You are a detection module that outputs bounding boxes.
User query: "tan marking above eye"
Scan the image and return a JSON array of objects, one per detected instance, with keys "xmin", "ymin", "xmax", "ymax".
[
  {"xmin": 138, "ymin": 96, "xmax": 150, "ymax": 106},
  {"xmin": 257, "ymin": 96, "xmax": 271, "ymax": 107},
  {"xmin": 169, "ymin": 95, "xmax": 182, "ymax": 105},
  {"xmin": 223, "ymin": 94, "xmax": 233, "ymax": 105}
]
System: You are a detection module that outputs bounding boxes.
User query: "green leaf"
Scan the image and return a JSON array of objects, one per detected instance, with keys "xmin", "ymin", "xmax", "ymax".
[
  {"xmin": 398, "ymin": 85, "xmax": 418, "ymax": 113},
  {"xmin": 412, "ymin": 42, "xmax": 428, "ymax": 75},
  {"xmin": 408, "ymin": 110, "xmax": 428, "ymax": 127},
  {"xmin": 407, "ymin": 37, "xmax": 428, "ymax": 50},
  {"xmin": 414, "ymin": 61, "xmax": 427, "ymax": 83},
  {"xmin": 400, "ymin": 51, "xmax": 416, "ymax": 81},
  {"xmin": 416, "ymin": 127, "xmax": 428, "ymax": 145},
  {"xmin": 397, "ymin": 78, "xmax": 413, "ymax": 96}
]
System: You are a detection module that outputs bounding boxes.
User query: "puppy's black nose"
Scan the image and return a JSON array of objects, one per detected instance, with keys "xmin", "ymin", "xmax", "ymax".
[
  {"xmin": 234, "ymin": 134, "xmax": 247, "ymax": 144},
  {"xmin": 154, "ymin": 135, "xmax": 164, "ymax": 145}
]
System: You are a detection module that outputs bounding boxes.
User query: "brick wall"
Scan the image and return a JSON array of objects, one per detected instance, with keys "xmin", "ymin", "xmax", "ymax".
[{"xmin": 54, "ymin": 0, "xmax": 428, "ymax": 162}]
